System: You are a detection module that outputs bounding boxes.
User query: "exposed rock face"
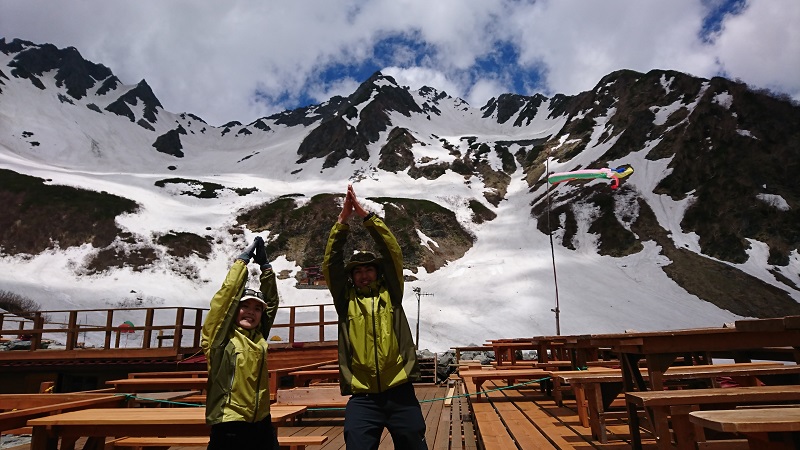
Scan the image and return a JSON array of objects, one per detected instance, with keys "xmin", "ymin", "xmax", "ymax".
[
  {"xmin": 3, "ymin": 38, "xmax": 112, "ymax": 99},
  {"xmin": 296, "ymin": 72, "xmax": 424, "ymax": 167},
  {"xmin": 104, "ymin": 80, "xmax": 163, "ymax": 123},
  {"xmin": 152, "ymin": 128, "xmax": 184, "ymax": 157}
]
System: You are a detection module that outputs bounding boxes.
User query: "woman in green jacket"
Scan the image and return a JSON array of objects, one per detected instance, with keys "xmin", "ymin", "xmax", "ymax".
[
  {"xmin": 201, "ymin": 236, "xmax": 280, "ymax": 450},
  {"xmin": 323, "ymin": 185, "xmax": 427, "ymax": 450}
]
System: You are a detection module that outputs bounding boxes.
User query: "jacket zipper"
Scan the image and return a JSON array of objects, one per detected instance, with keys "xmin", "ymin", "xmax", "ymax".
[
  {"xmin": 372, "ymin": 292, "xmax": 382, "ymax": 393},
  {"xmin": 227, "ymin": 353, "xmax": 237, "ymax": 406},
  {"xmin": 253, "ymin": 344, "xmax": 265, "ymax": 422}
]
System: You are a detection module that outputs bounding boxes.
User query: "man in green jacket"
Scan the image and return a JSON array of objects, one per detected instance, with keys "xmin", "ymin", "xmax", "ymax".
[
  {"xmin": 323, "ymin": 185, "xmax": 427, "ymax": 450},
  {"xmin": 201, "ymin": 236, "xmax": 280, "ymax": 449}
]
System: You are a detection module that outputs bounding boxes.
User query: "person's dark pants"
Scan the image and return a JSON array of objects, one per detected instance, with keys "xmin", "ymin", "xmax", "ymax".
[
  {"xmin": 344, "ymin": 382, "xmax": 428, "ymax": 450},
  {"xmin": 207, "ymin": 414, "xmax": 279, "ymax": 450}
]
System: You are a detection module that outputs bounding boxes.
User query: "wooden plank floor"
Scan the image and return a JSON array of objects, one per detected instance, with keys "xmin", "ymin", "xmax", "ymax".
[
  {"xmin": 473, "ymin": 378, "xmax": 660, "ymax": 449},
  {"xmin": 279, "ymin": 384, "xmax": 466, "ymax": 450},
  {"xmin": 3, "ymin": 381, "xmax": 662, "ymax": 450}
]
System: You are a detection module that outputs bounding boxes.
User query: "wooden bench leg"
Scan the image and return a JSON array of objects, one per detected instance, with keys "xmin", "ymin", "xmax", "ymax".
[
  {"xmin": 573, "ymin": 384, "xmax": 589, "ymax": 428},
  {"xmin": 585, "ymin": 384, "xmax": 605, "ymax": 442},
  {"xmin": 81, "ymin": 436, "xmax": 106, "ymax": 450},
  {"xmin": 650, "ymin": 405, "xmax": 673, "ymax": 450},
  {"xmin": 670, "ymin": 405, "xmax": 701, "ymax": 450}
]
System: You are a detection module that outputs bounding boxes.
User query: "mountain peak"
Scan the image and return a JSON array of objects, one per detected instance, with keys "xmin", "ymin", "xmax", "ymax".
[
  {"xmin": 5, "ymin": 40, "xmax": 112, "ymax": 99},
  {"xmin": 2, "ymin": 39, "xmax": 799, "ymax": 342}
]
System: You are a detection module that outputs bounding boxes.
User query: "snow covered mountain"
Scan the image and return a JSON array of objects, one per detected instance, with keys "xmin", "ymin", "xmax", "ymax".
[{"xmin": 1, "ymin": 38, "xmax": 798, "ymax": 350}]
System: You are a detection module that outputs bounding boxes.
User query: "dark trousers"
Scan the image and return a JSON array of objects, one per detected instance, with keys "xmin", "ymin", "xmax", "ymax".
[
  {"xmin": 207, "ymin": 414, "xmax": 279, "ymax": 450},
  {"xmin": 344, "ymin": 382, "xmax": 428, "ymax": 450}
]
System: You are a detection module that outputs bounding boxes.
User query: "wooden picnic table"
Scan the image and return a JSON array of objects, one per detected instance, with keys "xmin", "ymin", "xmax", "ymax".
[
  {"xmin": 127, "ymin": 370, "xmax": 207, "ymax": 379},
  {"xmin": 106, "ymin": 377, "xmax": 208, "ymax": 393},
  {"xmin": 556, "ymin": 362, "xmax": 800, "ymax": 443},
  {"xmin": 485, "ymin": 341, "xmax": 537, "ymax": 366},
  {"xmin": 0, "ymin": 395, "xmax": 126, "ymax": 436},
  {"xmin": 588, "ymin": 325, "xmax": 800, "ymax": 449},
  {"xmin": 288, "ymin": 368, "xmax": 339, "ymax": 387},
  {"xmin": 561, "ymin": 334, "xmax": 616, "ymax": 368},
  {"xmin": 690, "ymin": 407, "xmax": 800, "ymax": 450},
  {"xmin": 452, "ymin": 345, "xmax": 493, "ymax": 364},
  {"xmin": 126, "ymin": 390, "xmax": 201, "ymax": 407},
  {"xmin": 27, "ymin": 404, "xmax": 307, "ymax": 450},
  {"xmin": 458, "ymin": 368, "xmax": 551, "ymax": 398},
  {"xmin": 487, "ymin": 335, "xmax": 570, "ymax": 365},
  {"xmin": 628, "ymin": 385, "xmax": 800, "ymax": 450}
]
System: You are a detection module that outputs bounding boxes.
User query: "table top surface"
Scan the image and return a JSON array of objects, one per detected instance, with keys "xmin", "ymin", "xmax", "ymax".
[
  {"xmin": 557, "ymin": 362, "xmax": 796, "ymax": 383},
  {"xmin": 589, "ymin": 327, "xmax": 800, "ymax": 355},
  {"xmin": 27, "ymin": 405, "xmax": 306, "ymax": 426},
  {"xmin": 689, "ymin": 407, "xmax": 800, "ymax": 433},
  {"xmin": 108, "ymin": 377, "xmax": 209, "ymax": 385},
  {"xmin": 289, "ymin": 369, "xmax": 339, "ymax": 375},
  {"xmin": 459, "ymin": 368, "xmax": 551, "ymax": 378},
  {"xmin": 626, "ymin": 385, "xmax": 800, "ymax": 405},
  {"xmin": 128, "ymin": 371, "xmax": 207, "ymax": 378}
]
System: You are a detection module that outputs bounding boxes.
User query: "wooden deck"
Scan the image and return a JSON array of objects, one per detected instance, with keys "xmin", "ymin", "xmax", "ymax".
[{"xmin": 3, "ymin": 382, "xmax": 658, "ymax": 450}]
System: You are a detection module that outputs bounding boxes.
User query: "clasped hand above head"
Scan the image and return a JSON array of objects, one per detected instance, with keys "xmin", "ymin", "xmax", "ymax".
[
  {"xmin": 237, "ymin": 236, "xmax": 271, "ymax": 269},
  {"xmin": 338, "ymin": 184, "xmax": 369, "ymax": 224}
]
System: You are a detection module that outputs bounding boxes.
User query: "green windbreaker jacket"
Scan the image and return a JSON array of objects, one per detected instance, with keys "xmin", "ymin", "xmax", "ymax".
[
  {"xmin": 323, "ymin": 213, "xmax": 420, "ymax": 395},
  {"xmin": 201, "ymin": 260, "xmax": 279, "ymax": 425}
]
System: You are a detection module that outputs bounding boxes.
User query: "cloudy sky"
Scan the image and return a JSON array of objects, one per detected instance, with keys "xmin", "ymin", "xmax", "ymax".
[{"xmin": 2, "ymin": 0, "xmax": 798, "ymax": 126}]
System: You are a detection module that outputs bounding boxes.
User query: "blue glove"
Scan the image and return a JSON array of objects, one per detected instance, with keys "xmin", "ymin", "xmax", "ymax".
[
  {"xmin": 237, "ymin": 236, "xmax": 263, "ymax": 263},
  {"xmin": 254, "ymin": 238, "xmax": 271, "ymax": 270}
]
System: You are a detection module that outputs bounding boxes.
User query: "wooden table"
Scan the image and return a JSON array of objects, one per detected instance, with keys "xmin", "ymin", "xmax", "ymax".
[
  {"xmin": 557, "ymin": 362, "xmax": 800, "ymax": 444},
  {"xmin": 690, "ymin": 407, "xmax": 800, "ymax": 450},
  {"xmin": 589, "ymin": 325, "xmax": 800, "ymax": 449},
  {"xmin": 0, "ymin": 395, "xmax": 125, "ymax": 436},
  {"xmin": 27, "ymin": 405, "xmax": 307, "ymax": 450},
  {"xmin": 127, "ymin": 390, "xmax": 202, "ymax": 407},
  {"xmin": 487, "ymin": 336, "xmax": 570, "ymax": 365},
  {"xmin": 107, "ymin": 377, "xmax": 209, "ymax": 393},
  {"xmin": 562, "ymin": 334, "xmax": 616, "ymax": 368},
  {"xmin": 486, "ymin": 341, "xmax": 537, "ymax": 366},
  {"xmin": 127, "ymin": 370, "xmax": 207, "ymax": 379},
  {"xmin": 288, "ymin": 369, "xmax": 339, "ymax": 387},
  {"xmin": 628, "ymin": 386, "xmax": 800, "ymax": 450},
  {"xmin": 458, "ymin": 369, "xmax": 551, "ymax": 398},
  {"xmin": 452, "ymin": 345, "xmax": 494, "ymax": 364}
]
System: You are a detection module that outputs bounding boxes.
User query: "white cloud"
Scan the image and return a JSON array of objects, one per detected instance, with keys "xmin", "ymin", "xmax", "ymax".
[
  {"xmin": 711, "ymin": 0, "xmax": 800, "ymax": 98},
  {"xmin": 382, "ymin": 66, "xmax": 463, "ymax": 97},
  {"xmin": 466, "ymin": 77, "xmax": 509, "ymax": 107},
  {"xmin": 1, "ymin": 0, "xmax": 797, "ymax": 126}
]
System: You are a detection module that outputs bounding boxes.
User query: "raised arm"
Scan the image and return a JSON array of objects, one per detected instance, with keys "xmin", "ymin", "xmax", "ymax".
[
  {"xmin": 254, "ymin": 239, "xmax": 280, "ymax": 332},
  {"xmin": 324, "ymin": 188, "xmax": 353, "ymax": 316},
  {"xmin": 349, "ymin": 186, "xmax": 404, "ymax": 302}
]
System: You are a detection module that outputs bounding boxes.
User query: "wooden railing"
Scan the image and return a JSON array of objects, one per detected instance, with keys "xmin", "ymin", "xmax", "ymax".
[{"xmin": 0, "ymin": 303, "xmax": 338, "ymax": 354}]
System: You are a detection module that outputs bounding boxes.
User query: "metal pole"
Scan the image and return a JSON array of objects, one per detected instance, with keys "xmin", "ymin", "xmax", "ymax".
[
  {"xmin": 546, "ymin": 151, "xmax": 561, "ymax": 336},
  {"xmin": 413, "ymin": 287, "xmax": 421, "ymax": 350},
  {"xmin": 412, "ymin": 287, "xmax": 433, "ymax": 350}
]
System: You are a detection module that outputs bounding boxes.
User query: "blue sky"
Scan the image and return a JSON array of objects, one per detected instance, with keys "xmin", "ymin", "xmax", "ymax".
[{"xmin": 1, "ymin": 0, "xmax": 797, "ymax": 126}]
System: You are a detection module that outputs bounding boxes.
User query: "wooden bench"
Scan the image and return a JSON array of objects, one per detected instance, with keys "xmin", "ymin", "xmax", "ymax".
[
  {"xmin": 275, "ymin": 386, "xmax": 350, "ymax": 410},
  {"xmin": 128, "ymin": 370, "xmax": 207, "ymax": 379},
  {"xmin": 114, "ymin": 435, "xmax": 329, "ymax": 450},
  {"xmin": 557, "ymin": 362, "xmax": 799, "ymax": 443},
  {"xmin": 288, "ymin": 368, "xmax": 339, "ymax": 387},
  {"xmin": 628, "ymin": 385, "xmax": 800, "ymax": 450},
  {"xmin": 269, "ymin": 359, "xmax": 338, "ymax": 395},
  {"xmin": 458, "ymin": 368, "xmax": 552, "ymax": 398},
  {"xmin": 689, "ymin": 407, "xmax": 800, "ymax": 450}
]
